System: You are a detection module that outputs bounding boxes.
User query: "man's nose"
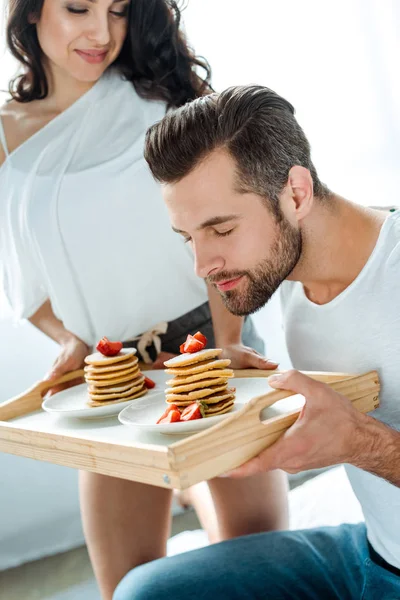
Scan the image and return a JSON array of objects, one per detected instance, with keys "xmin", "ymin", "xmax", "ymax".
[{"xmin": 194, "ymin": 242, "xmax": 224, "ymax": 279}]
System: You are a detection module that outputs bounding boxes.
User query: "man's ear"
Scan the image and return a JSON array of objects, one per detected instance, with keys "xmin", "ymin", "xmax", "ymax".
[{"xmin": 288, "ymin": 165, "xmax": 314, "ymax": 222}]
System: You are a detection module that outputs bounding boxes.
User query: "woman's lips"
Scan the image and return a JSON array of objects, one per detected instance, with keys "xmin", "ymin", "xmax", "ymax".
[
  {"xmin": 215, "ymin": 276, "xmax": 243, "ymax": 292},
  {"xmin": 75, "ymin": 50, "xmax": 108, "ymax": 64}
]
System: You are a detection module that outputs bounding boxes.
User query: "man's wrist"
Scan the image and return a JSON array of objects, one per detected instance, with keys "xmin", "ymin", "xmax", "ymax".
[{"xmin": 350, "ymin": 414, "xmax": 396, "ymax": 472}]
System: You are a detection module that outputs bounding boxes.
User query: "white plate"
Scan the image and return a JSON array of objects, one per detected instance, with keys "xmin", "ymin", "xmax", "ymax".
[
  {"xmin": 41, "ymin": 370, "xmax": 169, "ymax": 418},
  {"xmin": 118, "ymin": 377, "xmax": 304, "ymax": 435}
]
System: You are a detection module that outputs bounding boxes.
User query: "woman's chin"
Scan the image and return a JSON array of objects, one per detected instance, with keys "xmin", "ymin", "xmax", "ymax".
[{"xmin": 65, "ymin": 57, "xmax": 115, "ymax": 84}]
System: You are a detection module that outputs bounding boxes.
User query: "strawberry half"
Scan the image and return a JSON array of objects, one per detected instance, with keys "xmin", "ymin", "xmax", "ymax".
[
  {"xmin": 144, "ymin": 376, "xmax": 156, "ymax": 389},
  {"xmin": 158, "ymin": 408, "xmax": 181, "ymax": 424},
  {"xmin": 193, "ymin": 331, "xmax": 208, "ymax": 346},
  {"xmin": 183, "ymin": 335, "xmax": 205, "ymax": 354},
  {"xmin": 156, "ymin": 403, "xmax": 180, "ymax": 424},
  {"xmin": 96, "ymin": 337, "xmax": 123, "ymax": 357},
  {"xmin": 180, "ymin": 401, "xmax": 205, "ymax": 421}
]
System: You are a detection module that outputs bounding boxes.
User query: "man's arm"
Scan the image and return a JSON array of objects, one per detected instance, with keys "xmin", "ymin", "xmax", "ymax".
[
  {"xmin": 352, "ymin": 415, "xmax": 400, "ymax": 487},
  {"xmin": 227, "ymin": 370, "xmax": 400, "ymax": 488},
  {"xmin": 207, "ymin": 284, "xmax": 278, "ymax": 370}
]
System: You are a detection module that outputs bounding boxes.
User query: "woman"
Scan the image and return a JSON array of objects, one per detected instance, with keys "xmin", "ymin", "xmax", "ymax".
[{"xmin": 0, "ymin": 1, "xmax": 288, "ymax": 598}]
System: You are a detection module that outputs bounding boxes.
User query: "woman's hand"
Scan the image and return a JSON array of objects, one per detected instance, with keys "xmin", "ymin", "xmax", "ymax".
[
  {"xmin": 221, "ymin": 343, "xmax": 279, "ymax": 371},
  {"xmin": 44, "ymin": 335, "xmax": 90, "ymax": 396}
]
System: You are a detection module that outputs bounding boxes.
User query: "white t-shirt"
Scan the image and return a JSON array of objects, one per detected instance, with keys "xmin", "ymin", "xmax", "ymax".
[
  {"xmin": 0, "ymin": 70, "xmax": 207, "ymax": 345},
  {"xmin": 281, "ymin": 209, "xmax": 400, "ymax": 568}
]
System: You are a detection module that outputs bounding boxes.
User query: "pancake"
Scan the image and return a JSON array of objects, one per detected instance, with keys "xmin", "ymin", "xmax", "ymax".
[
  {"xmin": 86, "ymin": 371, "xmax": 142, "ymax": 388},
  {"xmin": 84, "ymin": 356, "xmax": 138, "ymax": 374},
  {"xmin": 165, "ymin": 359, "xmax": 231, "ymax": 376},
  {"xmin": 89, "ymin": 374, "xmax": 145, "ymax": 394},
  {"xmin": 88, "ymin": 381, "xmax": 137, "ymax": 394},
  {"xmin": 89, "ymin": 379, "xmax": 146, "ymax": 401},
  {"xmin": 165, "ymin": 377, "xmax": 230, "ymax": 395},
  {"xmin": 85, "ymin": 365, "xmax": 139, "ymax": 381},
  {"xmin": 166, "ymin": 389, "xmax": 235, "ymax": 407},
  {"xmin": 166, "ymin": 383, "xmax": 229, "ymax": 403},
  {"xmin": 85, "ymin": 349, "xmax": 136, "ymax": 367},
  {"xmin": 166, "ymin": 369, "xmax": 234, "ymax": 386},
  {"xmin": 164, "ymin": 349, "xmax": 223, "ymax": 368},
  {"xmin": 88, "ymin": 387, "xmax": 147, "ymax": 407},
  {"xmin": 204, "ymin": 399, "xmax": 235, "ymax": 416},
  {"xmin": 161, "ymin": 340, "xmax": 236, "ymax": 422}
]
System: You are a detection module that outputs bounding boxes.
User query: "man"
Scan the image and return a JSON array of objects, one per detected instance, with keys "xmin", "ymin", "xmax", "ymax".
[{"xmin": 114, "ymin": 86, "xmax": 400, "ymax": 599}]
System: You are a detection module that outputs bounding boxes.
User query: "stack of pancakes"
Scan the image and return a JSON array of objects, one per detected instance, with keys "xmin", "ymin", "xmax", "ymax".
[
  {"xmin": 164, "ymin": 349, "xmax": 235, "ymax": 417},
  {"xmin": 84, "ymin": 349, "xmax": 147, "ymax": 407}
]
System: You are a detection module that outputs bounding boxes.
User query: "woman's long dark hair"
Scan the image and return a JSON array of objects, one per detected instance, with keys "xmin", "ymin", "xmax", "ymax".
[{"xmin": 6, "ymin": 0, "xmax": 212, "ymax": 107}]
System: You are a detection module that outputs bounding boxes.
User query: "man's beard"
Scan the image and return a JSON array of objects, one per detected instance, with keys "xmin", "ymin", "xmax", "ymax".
[{"xmin": 207, "ymin": 216, "xmax": 302, "ymax": 316}]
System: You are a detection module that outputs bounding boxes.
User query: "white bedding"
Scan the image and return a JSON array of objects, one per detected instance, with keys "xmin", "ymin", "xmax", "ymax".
[{"xmin": 167, "ymin": 465, "xmax": 364, "ymax": 556}]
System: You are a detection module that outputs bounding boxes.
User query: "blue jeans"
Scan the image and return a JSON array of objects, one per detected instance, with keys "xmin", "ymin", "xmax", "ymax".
[{"xmin": 114, "ymin": 524, "xmax": 400, "ymax": 599}]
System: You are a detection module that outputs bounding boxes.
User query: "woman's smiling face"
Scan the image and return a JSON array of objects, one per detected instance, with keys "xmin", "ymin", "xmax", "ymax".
[{"xmin": 35, "ymin": 0, "xmax": 130, "ymax": 83}]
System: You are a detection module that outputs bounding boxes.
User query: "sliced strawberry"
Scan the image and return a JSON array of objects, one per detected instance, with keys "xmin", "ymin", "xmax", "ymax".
[
  {"xmin": 156, "ymin": 403, "xmax": 180, "ymax": 424},
  {"xmin": 179, "ymin": 343, "xmax": 186, "ymax": 354},
  {"xmin": 96, "ymin": 337, "xmax": 123, "ymax": 357},
  {"xmin": 180, "ymin": 401, "xmax": 204, "ymax": 421},
  {"xmin": 144, "ymin": 376, "xmax": 156, "ymax": 389},
  {"xmin": 183, "ymin": 335, "xmax": 205, "ymax": 354},
  {"xmin": 193, "ymin": 331, "xmax": 208, "ymax": 347},
  {"xmin": 158, "ymin": 409, "xmax": 181, "ymax": 424}
]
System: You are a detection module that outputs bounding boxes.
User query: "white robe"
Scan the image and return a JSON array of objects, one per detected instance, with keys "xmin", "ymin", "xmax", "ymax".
[{"xmin": 0, "ymin": 70, "xmax": 207, "ymax": 345}]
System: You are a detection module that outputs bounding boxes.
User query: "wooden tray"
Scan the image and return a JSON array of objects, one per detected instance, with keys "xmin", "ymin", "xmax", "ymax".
[{"xmin": 0, "ymin": 369, "xmax": 380, "ymax": 489}]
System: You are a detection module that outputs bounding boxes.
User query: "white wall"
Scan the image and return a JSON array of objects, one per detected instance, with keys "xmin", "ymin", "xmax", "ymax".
[
  {"xmin": 1, "ymin": 0, "xmax": 400, "ymax": 400},
  {"xmin": 182, "ymin": 0, "xmax": 400, "ymax": 206}
]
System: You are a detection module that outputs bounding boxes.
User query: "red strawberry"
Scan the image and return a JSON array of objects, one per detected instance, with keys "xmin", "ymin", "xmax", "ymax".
[
  {"xmin": 144, "ymin": 376, "xmax": 156, "ymax": 389},
  {"xmin": 193, "ymin": 331, "xmax": 208, "ymax": 346},
  {"xmin": 96, "ymin": 337, "xmax": 123, "ymax": 357},
  {"xmin": 156, "ymin": 403, "xmax": 180, "ymax": 424},
  {"xmin": 158, "ymin": 409, "xmax": 181, "ymax": 424},
  {"xmin": 183, "ymin": 335, "xmax": 205, "ymax": 354},
  {"xmin": 180, "ymin": 401, "xmax": 204, "ymax": 421}
]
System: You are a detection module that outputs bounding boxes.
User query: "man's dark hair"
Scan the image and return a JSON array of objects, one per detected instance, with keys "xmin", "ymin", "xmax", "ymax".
[{"xmin": 145, "ymin": 85, "xmax": 330, "ymax": 218}]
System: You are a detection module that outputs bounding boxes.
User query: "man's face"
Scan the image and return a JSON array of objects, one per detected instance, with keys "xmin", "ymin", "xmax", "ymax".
[{"xmin": 164, "ymin": 150, "xmax": 302, "ymax": 316}]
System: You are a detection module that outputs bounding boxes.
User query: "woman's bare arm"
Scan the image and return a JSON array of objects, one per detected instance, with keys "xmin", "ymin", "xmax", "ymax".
[{"xmin": 28, "ymin": 300, "xmax": 89, "ymax": 393}]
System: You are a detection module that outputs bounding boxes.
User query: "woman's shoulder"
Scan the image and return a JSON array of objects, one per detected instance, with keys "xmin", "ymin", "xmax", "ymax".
[
  {"xmin": 0, "ymin": 98, "xmax": 51, "ymax": 159},
  {"xmin": 0, "ymin": 98, "xmax": 25, "ymax": 124},
  {"xmin": 0, "ymin": 99, "xmax": 24, "ymax": 161},
  {"xmin": 0, "ymin": 101, "xmax": 14, "ymax": 167},
  {"xmin": 111, "ymin": 72, "xmax": 167, "ymax": 120}
]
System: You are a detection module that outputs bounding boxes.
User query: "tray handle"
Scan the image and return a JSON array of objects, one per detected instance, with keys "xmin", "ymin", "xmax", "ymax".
[
  {"xmin": 169, "ymin": 371, "xmax": 380, "ymax": 478},
  {"xmin": 0, "ymin": 369, "xmax": 85, "ymax": 422},
  {"xmin": 235, "ymin": 370, "xmax": 380, "ymax": 435}
]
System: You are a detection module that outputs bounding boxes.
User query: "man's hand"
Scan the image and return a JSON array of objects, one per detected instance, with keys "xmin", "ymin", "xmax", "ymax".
[
  {"xmin": 221, "ymin": 343, "xmax": 279, "ymax": 371},
  {"xmin": 44, "ymin": 335, "xmax": 89, "ymax": 396},
  {"xmin": 152, "ymin": 351, "xmax": 177, "ymax": 369},
  {"xmin": 228, "ymin": 370, "xmax": 365, "ymax": 478}
]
